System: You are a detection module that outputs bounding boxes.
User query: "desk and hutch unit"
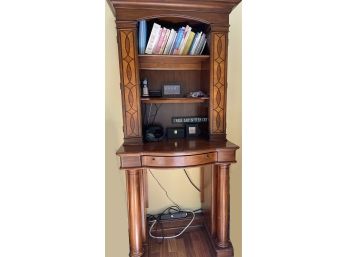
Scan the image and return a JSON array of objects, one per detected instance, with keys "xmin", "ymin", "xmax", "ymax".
[{"xmin": 107, "ymin": 1, "xmax": 241, "ymax": 256}]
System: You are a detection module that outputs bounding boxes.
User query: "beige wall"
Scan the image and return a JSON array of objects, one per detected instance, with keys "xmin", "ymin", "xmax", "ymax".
[
  {"xmin": 105, "ymin": 2, "xmax": 129, "ymax": 256},
  {"xmin": 105, "ymin": 2, "xmax": 242, "ymax": 256},
  {"xmin": 227, "ymin": 3, "xmax": 242, "ymax": 257}
]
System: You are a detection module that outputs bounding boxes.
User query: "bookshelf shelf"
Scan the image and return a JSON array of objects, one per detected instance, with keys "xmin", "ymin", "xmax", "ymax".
[
  {"xmin": 138, "ymin": 55, "xmax": 210, "ymax": 70},
  {"xmin": 141, "ymin": 97, "xmax": 209, "ymax": 104}
]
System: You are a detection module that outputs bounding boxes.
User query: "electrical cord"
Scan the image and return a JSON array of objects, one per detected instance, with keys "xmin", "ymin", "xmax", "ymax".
[
  {"xmin": 147, "ymin": 170, "xmax": 199, "ymax": 240},
  {"xmin": 144, "ymin": 103, "xmax": 161, "ymax": 126},
  {"xmin": 147, "ymin": 103, "xmax": 153, "ymax": 126},
  {"xmin": 148, "ymin": 206, "xmax": 181, "ymax": 242},
  {"xmin": 148, "ymin": 206, "xmax": 181, "ymax": 219},
  {"xmin": 149, "ymin": 210, "xmax": 195, "ymax": 239},
  {"xmin": 151, "ymin": 104, "xmax": 161, "ymax": 124},
  {"xmin": 184, "ymin": 169, "xmax": 201, "ymax": 192},
  {"xmin": 149, "ymin": 169, "xmax": 180, "ymax": 209},
  {"xmin": 193, "ymin": 208, "xmax": 203, "ymax": 213}
]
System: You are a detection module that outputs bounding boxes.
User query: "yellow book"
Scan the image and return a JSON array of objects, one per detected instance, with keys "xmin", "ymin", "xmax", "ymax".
[{"xmin": 182, "ymin": 32, "xmax": 195, "ymax": 55}]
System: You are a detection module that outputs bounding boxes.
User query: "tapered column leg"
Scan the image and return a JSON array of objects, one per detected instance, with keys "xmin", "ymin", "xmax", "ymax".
[
  {"xmin": 216, "ymin": 163, "xmax": 231, "ymax": 248},
  {"xmin": 139, "ymin": 169, "xmax": 147, "ymax": 245},
  {"xmin": 126, "ymin": 169, "xmax": 144, "ymax": 257}
]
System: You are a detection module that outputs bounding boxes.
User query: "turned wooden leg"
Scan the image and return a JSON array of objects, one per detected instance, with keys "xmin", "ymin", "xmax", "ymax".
[
  {"xmin": 139, "ymin": 169, "xmax": 147, "ymax": 245},
  {"xmin": 216, "ymin": 163, "xmax": 231, "ymax": 248},
  {"xmin": 126, "ymin": 169, "xmax": 144, "ymax": 257}
]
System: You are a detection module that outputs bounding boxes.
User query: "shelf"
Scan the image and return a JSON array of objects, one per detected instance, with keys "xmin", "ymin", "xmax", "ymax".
[
  {"xmin": 138, "ymin": 55, "xmax": 210, "ymax": 70},
  {"xmin": 117, "ymin": 138, "xmax": 239, "ymax": 157},
  {"xmin": 141, "ymin": 97, "xmax": 209, "ymax": 104}
]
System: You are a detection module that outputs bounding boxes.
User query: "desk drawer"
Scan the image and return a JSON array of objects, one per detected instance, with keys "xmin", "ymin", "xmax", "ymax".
[{"xmin": 142, "ymin": 152, "xmax": 217, "ymax": 167}]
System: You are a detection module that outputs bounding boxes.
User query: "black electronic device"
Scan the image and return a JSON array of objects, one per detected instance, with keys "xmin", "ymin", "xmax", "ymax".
[
  {"xmin": 167, "ymin": 127, "xmax": 185, "ymax": 139},
  {"xmin": 148, "ymin": 90, "xmax": 162, "ymax": 97},
  {"xmin": 144, "ymin": 124, "xmax": 164, "ymax": 142},
  {"xmin": 172, "ymin": 116, "xmax": 208, "ymax": 124},
  {"xmin": 160, "ymin": 211, "xmax": 188, "ymax": 220},
  {"xmin": 185, "ymin": 124, "xmax": 200, "ymax": 137}
]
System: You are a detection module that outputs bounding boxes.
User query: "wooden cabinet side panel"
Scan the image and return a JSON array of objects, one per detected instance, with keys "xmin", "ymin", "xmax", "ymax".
[
  {"xmin": 118, "ymin": 29, "xmax": 142, "ymax": 141},
  {"xmin": 210, "ymin": 32, "xmax": 227, "ymax": 137}
]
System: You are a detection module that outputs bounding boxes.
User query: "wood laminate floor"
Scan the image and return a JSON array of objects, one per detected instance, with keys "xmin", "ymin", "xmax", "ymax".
[{"xmin": 145, "ymin": 227, "xmax": 215, "ymax": 257}]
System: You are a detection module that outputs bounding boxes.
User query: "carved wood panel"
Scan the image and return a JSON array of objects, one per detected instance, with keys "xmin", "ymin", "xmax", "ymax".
[
  {"xmin": 118, "ymin": 29, "xmax": 142, "ymax": 140},
  {"xmin": 210, "ymin": 33, "xmax": 227, "ymax": 135}
]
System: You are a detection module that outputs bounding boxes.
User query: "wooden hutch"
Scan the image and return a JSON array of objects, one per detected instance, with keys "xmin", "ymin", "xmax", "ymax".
[{"xmin": 107, "ymin": 1, "xmax": 241, "ymax": 256}]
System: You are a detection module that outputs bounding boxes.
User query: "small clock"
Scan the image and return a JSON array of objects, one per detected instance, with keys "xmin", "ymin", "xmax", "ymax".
[{"xmin": 162, "ymin": 84, "xmax": 181, "ymax": 97}]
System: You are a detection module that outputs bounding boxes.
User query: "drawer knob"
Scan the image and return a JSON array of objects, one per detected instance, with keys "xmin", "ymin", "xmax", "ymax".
[{"xmin": 152, "ymin": 157, "xmax": 155, "ymax": 161}]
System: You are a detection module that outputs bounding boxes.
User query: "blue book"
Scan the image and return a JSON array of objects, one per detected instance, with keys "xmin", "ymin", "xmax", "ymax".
[
  {"xmin": 138, "ymin": 20, "xmax": 147, "ymax": 54},
  {"xmin": 170, "ymin": 27, "xmax": 185, "ymax": 55},
  {"xmin": 188, "ymin": 32, "xmax": 201, "ymax": 55}
]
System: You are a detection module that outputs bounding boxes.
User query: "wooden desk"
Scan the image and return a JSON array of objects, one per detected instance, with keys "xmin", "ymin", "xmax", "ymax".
[{"xmin": 117, "ymin": 138, "xmax": 239, "ymax": 257}]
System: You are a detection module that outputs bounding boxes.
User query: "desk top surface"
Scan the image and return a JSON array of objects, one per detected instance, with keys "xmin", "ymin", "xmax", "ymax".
[{"xmin": 117, "ymin": 138, "xmax": 239, "ymax": 157}]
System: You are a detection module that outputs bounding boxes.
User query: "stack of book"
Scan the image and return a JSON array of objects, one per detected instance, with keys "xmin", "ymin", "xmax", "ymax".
[{"xmin": 139, "ymin": 21, "xmax": 207, "ymax": 55}]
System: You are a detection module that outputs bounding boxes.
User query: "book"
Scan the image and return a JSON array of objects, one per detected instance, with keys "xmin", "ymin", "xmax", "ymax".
[
  {"xmin": 189, "ymin": 32, "xmax": 202, "ymax": 55},
  {"xmin": 138, "ymin": 20, "xmax": 147, "ymax": 54},
  {"xmin": 163, "ymin": 29, "xmax": 176, "ymax": 55},
  {"xmin": 194, "ymin": 33, "xmax": 206, "ymax": 55},
  {"xmin": 152, "ymin": 28, "xmax": 166, "ymax": 54},
  {"xmin": 159, "ymin": 28, "xmax": 171, "ymax": 54},
  {"xmin": 167, "ymin": 31, "xmax": 177, "ymax": 55},
  {"xmin": 182, "ymin": 31, "xmax": 195, "ymax": 55},
  {"xmin": 145, "ymin": 23, "xmax": 161, "ymax": 54},
  {"xmin": 199, "ymin": 39, "xmax": 207, "ymax": 54},
  {"xmin": 171, "ymin": 27, "xmax": 185, "ymax": 55},
  {"xmin": 178, "ymin": 25, "xmax": 192, "ymax": 55}
]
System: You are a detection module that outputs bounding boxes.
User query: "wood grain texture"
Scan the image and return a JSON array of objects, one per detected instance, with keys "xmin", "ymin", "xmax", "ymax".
[
  {"xmin": 143, "ymin": 213, "xmax": 234, "ymax": 257},
  {"xmin": 210, "ymin": 33, "xmax": 227, "ymax": 136},
  {"xmin": 140, "ymin": 170, "xmax": 148, "ymax": 244},
  {"xmin": 117, "ymin": 139, "xmax": 239, "ymax": 169},
  {"xmin": 111, "ymin": 0, "xmax": 240, "ymax": 13},
  {"xmin": 109, "ymin": 0, "xmax": 241, "ymax": 31},
  {"xmin": 141, "ymin": 97, "xmax": 209, "ymax": 104},
  {"xmin": 118, "ymin": 29, "xmax": 142, "ymax": 144},
  {"xmin": 126, "ymin": 169, "xmax": 145, "ymax": 257},
  {"xmin": 147, "ymin": 228, "xmax": 215, "ymax": 257},
  {"xmin": 142, "ymin": 152, "xmax": 217, "ymax": 168},
  {"xmin": 139, "ymin": 55, "xmax": 210, "ymax": 70},
  {"xmin": 139, "ymin": 70, "xmax": 203, "ymax": 96},
  {"xmin": 215, "ymin": 163, "xmax": 231, "ymax": 248}
]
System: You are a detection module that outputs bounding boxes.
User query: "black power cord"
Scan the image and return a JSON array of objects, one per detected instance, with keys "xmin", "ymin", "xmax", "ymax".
[
  {"xmin": 148, "ymin": 206, "xmax": 181, "ymax": 242},
  {"xmin": 147, "ymin": 170, "xmax": 199, "ymax": 240},
  {"xmin": 149, "ymin": 169, "xmax": 180, "ymax": 209},
  {"xmin": 184, "ymin": 169, "xmax": 201, "ymax": 192},
  {"xmin": 151, "ymin": 104, "xmax": 161, "ymax": 125}
]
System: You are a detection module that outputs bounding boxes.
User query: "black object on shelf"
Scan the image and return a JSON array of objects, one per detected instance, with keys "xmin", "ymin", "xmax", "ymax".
[
  {"xmin": 185, "ymin": 124, "xmax": 200, "ymax": 138},
  {"xmin": 144, "ymin": 124, "xmax": 164, "ymax": 142},
  {"xmin": 167, "ymin": 127, "xmax": 185, "ymax": 139},
  {"xmin": 149, "ymin": 90, "xmax": 162, "ymax": 97}
]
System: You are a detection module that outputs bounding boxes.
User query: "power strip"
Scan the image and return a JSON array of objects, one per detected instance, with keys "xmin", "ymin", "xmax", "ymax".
[
  {"xmin": 149, "ymin": 210, "xmax": 195, "ymax": 239},
  {"xmin": 160, "ymin": 211, "xmax": 188, "ymax": 220}
]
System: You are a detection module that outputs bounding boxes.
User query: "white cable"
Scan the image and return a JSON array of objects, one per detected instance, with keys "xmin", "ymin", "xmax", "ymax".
[{"xmin": 149, "ymin": 210, "xmax": 195, "ymax": 239}]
